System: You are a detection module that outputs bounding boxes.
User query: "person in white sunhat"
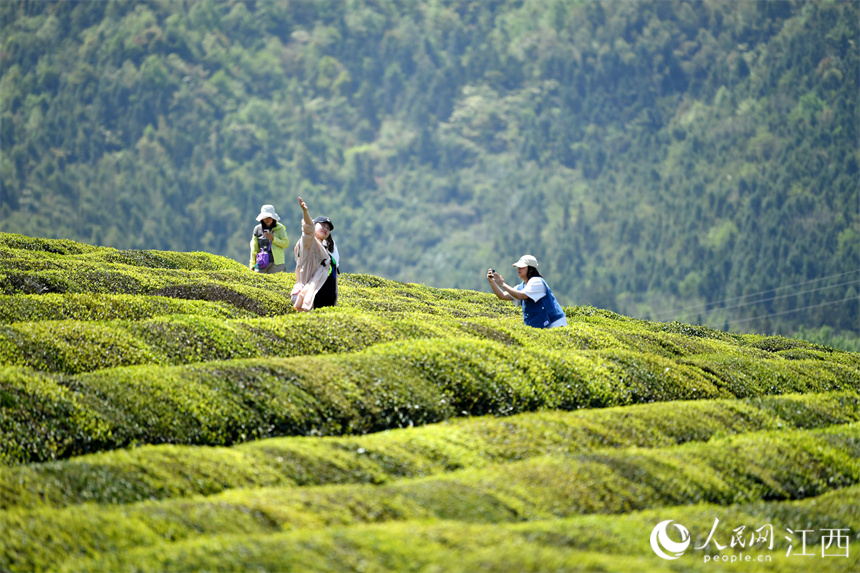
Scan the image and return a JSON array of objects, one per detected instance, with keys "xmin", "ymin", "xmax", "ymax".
[
  {"xmin": 249, "ymin": 204, "xmax": 289, "ymax": 273},
  {"xmin": 487, "ymin": 255, "xmax": 568, "ymax": 328},
  {"xmin": 291, "ymin": 196, "xmax": 340, "ymax": 311}
]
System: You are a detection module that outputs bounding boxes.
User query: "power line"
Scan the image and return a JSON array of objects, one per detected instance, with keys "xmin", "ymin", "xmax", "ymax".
[
  {"xmin": 682, "ymin": 278, "xmax": 860, "ymax": 317},
  {"xmin": 724, "ymin": 296, "xmax": 859, "ymax": 326},
  {"xmin": 655, "ymin": 269, "xmax": 860, "ymax": 321},
  {"xmin": 655, "ymin": 269, "xmax": 860, "ymax": 319}
]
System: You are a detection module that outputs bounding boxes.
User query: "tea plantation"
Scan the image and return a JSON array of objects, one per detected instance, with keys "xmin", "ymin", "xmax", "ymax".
[{"xmin": 1, "ymin": 233, "xmax": 858, "ymax": 572}]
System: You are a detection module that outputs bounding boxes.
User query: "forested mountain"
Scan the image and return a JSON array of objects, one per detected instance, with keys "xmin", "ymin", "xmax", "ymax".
[{"xmin": 1, "ymin": 0, "xmax": 857, "ymax": 337}]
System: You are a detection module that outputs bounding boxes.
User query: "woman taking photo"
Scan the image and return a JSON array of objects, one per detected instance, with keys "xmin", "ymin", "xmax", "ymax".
[
  {"xmin": 291, "ymin": 196, "xmax": 339, "ymax": 311},
  {"xmin": 249, "ymin": 204, "xmax": 289, "ymax": 273},
  {"xmin": 487, "ymin": 255, "xmax": 567, "ymax": 328}
]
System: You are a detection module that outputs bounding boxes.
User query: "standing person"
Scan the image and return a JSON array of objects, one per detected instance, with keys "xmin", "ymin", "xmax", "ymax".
[
  {"xmin": 249, "ymin": 204, "xmax": 289, "ymax": 273},
  {"xmin": 291, "ymin": 196, "xmax": 339, "ymax": 311},
  {"xmin": 487, "ymin": 255, "xmax": 567, "ymax": 328}
]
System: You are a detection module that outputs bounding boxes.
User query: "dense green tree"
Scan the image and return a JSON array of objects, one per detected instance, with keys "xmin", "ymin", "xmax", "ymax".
[{"xmin": 0, "ymin": 0, "xmax": 857, "ymax": 337}]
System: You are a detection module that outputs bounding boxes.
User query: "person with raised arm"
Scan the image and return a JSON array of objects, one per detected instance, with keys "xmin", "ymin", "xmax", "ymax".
[
  {"xmin": 487, "ymin": 255, "xmax": 567, "ymax": 328},
  {"xmin": 291, "ymin": 196, "xmax": 339, "ymax": 311}
]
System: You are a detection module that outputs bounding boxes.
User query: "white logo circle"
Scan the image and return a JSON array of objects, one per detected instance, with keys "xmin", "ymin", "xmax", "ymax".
[{"xmin": 650, "ymin": 520, "xmax": 691, "ymax": 560}]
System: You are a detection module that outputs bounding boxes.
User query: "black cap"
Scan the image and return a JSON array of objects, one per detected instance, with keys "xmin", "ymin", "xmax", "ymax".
[{"xmin": 313, "ymin": 216, "xmax": 334, "ymax": 231}]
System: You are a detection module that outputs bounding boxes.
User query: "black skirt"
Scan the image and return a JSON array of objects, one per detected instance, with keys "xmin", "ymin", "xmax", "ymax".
[{"xmin": 314, "ymin": 264, "xmax": 338, "ymax": 309}]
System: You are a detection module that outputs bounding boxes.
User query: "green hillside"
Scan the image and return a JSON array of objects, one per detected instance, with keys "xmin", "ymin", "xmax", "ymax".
[
  {"xmin": 0, "ymin": 0, "xmax": 857, "ymax": 339},
  {"xmin": 1, "ymin": 233, "xmax": 859, "ymax": 572}
]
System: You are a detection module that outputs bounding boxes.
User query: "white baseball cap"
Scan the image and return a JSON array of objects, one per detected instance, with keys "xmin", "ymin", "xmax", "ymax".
[{"xmin": 513, "ymin": 255, "xmax": 538, "ymax": 268}]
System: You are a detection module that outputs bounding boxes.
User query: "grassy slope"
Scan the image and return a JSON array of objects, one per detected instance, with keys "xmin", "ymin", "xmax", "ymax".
[{"xmin": 1, "ymin": 233, "xmax": 858, "ymax": 572}]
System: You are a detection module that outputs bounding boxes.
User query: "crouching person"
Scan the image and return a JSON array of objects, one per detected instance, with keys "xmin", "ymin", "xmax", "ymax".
[{"xmin": 487, "ymin": 255, "xmax": 567, "ymax": 328}]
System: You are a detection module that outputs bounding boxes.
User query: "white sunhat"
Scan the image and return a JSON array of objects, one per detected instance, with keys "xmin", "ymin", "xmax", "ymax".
[
  {"xmin": 512, "ymin": 254, "xmax": 539, "ymax": 268},
  {"xmin": 256, "ymin": 204, "xmax": 280, "ymax": 222}
]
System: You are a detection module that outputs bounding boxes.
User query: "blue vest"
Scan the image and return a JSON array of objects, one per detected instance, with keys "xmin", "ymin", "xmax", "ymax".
[{"xmin": 517, "ymin": 279, "xmax": 565, "ymax": 328}]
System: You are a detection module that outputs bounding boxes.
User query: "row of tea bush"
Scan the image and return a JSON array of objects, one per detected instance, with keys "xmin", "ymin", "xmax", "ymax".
[
  {"xmin": 1, "ymin": 390, "xmax": 856, "ymax": 511},
  {"xmin": 3, "ymin": 300, "xmax": 856, "ymax": 375},
  {"xmin": 55, "ymin": 485, "xmax": 858, "ymax": 573},
  {"xmin": 2, "ymin": 424, "xmax": 857, "ymax": 573},
  {"xmin": 3, "ymin": 335, "xmax": 858, "ymax": 464}
]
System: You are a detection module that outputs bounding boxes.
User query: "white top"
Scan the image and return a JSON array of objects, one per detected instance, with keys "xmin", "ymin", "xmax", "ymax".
[
  {"xmin": 513, "ymin": 277, "xmax": 568, "ymax": 328},
  {"xmin": 514, "ymin": 277, "xmax": 547, "ymax": 303},
  {"xmin": 329, "ymin": 242, "xmax": 340, "ymax": 268}
]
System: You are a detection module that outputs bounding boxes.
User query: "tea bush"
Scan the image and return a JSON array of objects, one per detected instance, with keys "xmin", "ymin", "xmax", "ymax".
[
  {"xmin": 0, "ymin": 294, "xmax": 256, "ymax": 322},
  {"xmin": 0, "ymin": 234, "xmax": 240, "ymax": 271},
  {"xmin": 56, "ymin": 486, "xmax": 859, "ymax": 573},
  {"xmin": 1, "ymin": 234, "xmax": 516, "ymax": 318},
  {"xmin": 0, "ymin": 266, "xmax": 297, "ymax": 314},
  {"xmin": 3, "ymin": 334, "xmax": 860, "ymax": 464},
  {"xmin": 1, "ymin": 391, "xmax": 856, "ymax": 511},
  {"xmin": 0, "ymin": 235, "xmax": 99, "ymax": 256},
  {"xmin": 0, "ymin": 321, "xmax": 162, "ymax": 373},
  {"xmin": 2, "ymin": 232, "xmax": 859, "ymax": 572},
  {"xmin": 0, "ymin": 368, "xmax": 113, "ymax": 465},
  {"xmin": 679, "ymin": 352, "xmax": 860, "ymax": 397},
  {"xmin": 2, "ymin": 425, "xmax": 857, "ymax": 573},
  {"xmin": 0, "ymin": 310, "xmax": 743, "ymax": 375}
]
